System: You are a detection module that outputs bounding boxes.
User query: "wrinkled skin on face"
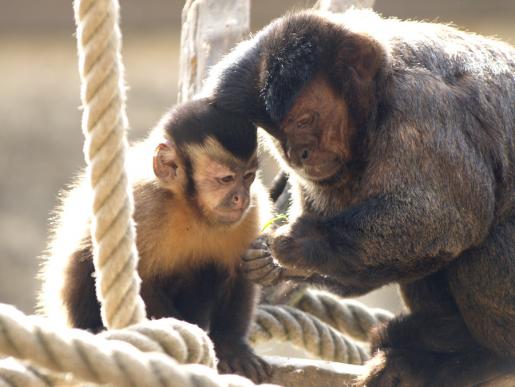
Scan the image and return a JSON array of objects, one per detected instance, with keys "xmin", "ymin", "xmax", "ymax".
[{"xmin": 278, "ymin": 76, "xmax": 355, "ymax": 184}]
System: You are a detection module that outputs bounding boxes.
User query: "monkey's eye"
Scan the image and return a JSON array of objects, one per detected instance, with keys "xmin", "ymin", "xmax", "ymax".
[
  {"xmin": 218, "ymin": 175, "xmax": 235, "ymax": 184},
  {"xmin": 244, "ymin": 172, "xmax": 256, "ymax": 182},
  {"xmin": 296, "ymin": 113, "xmax": 314, "ymax": 128}
]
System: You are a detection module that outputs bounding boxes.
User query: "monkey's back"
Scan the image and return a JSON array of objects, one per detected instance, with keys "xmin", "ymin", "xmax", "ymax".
[{"xmin": 360, "ymin": 11, "xmax": 515, "ymax": 218}]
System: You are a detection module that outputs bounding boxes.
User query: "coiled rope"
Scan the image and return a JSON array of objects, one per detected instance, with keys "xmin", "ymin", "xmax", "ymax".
[
  {"xmin": 0, "ymin": 304, "xmax": 261, "ymax": 387},
  {"xmin": 292, "ymin": 290, "xmax": 393, "ymax": 342},
  {"xmin": 251, "ymin": 305, "xmax": 368, "ymax": 364}
]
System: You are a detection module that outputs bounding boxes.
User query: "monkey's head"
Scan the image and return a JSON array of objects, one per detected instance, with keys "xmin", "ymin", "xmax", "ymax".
[
  {"xmin": 211, "ymin": 11, "xmax": 385, "ymax": 185},
  {"xmin": 261, "ymin": 13, "xmax": 385, "ymax": 185},
  {"xmin": 153, "ymin": 99, "xmax": 258, "ymax": 225}
]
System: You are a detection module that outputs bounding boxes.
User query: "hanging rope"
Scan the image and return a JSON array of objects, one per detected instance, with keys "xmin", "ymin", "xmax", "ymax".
[
  {"xmin": 74, "ymin": 0, "xmax": 146, "ymax": 329},
  {"xmin": 292, "ymin": 289, "xmax": 393, "ymax": 342}
]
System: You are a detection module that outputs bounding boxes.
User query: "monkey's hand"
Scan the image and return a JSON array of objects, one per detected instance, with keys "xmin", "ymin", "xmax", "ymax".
[
  {"xmin": 241, "ymin": 234, "xmax": 313, "ymax": 287},
  {"xmin": 270, "ymin": 218, "xmax": 329, "ymax": 272}
]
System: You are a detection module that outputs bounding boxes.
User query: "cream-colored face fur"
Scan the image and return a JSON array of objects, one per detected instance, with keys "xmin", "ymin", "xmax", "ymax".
[
  {"xmin": 153, "ymin": 136, "xmax": 258, "ymax": 225},
  {"xmin": 188, "ymin": 137, "xmax": 258, "ymax": 225}
]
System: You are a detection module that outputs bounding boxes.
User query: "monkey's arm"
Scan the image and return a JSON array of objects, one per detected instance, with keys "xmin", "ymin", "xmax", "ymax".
[
  {"xmin": 269, "ymin": 190, "xmax": 491, "ymax": 296},
  {"xmin": 242, "ymin": 236, "xmax": 376, "ymax": 296},
  {"xmin": 209, "ymin": 272, "xmax": 270, "ymax": 382}
]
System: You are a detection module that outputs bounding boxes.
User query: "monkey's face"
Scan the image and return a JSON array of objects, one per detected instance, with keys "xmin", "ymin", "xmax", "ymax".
[
  {"xmin": 277, "ymin": 76, "xmax": 354, "ymax": 184},
  {"xmin": 192, "ymin": 147, "xmax": 257, "ymax": 225}
]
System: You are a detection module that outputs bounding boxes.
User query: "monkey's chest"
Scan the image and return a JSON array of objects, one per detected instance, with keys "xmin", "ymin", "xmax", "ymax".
[
  {"xmin": 138, "ymin": 217, "xmax": 259, "ymax": 278},
  {"xmin": 303, "ymin": 184, "xmax": 357, "ymax": 216}
]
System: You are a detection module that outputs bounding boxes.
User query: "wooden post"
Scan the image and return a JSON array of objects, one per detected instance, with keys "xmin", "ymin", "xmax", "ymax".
[
  {"xmin": 178, "ymin": 0, "xmax": 250, "ymax": 102},
  {"xmin": 317, "ymin": 0, "xmax": 375, "ymax": 12}
]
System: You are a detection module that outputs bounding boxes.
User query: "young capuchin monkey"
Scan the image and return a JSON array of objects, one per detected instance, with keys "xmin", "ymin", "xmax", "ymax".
[{"xmin": 38, "ymin": 98, "xmax": 272, "ymax": 382}]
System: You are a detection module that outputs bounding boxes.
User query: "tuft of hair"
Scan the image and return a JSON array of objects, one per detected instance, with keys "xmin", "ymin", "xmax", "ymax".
[
  {"xmin": 207, "ymin": 10, "xmax": 385, "ymax": 129},
  {"xmin": 163, "ymin": 98, "xmax": 257, "ymax": 161}
]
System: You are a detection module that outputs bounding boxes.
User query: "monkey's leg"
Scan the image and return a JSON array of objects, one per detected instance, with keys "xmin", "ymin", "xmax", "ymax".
[
  {"xmin": 62, "ymin": 247, "xmax": 103, "ymax": 332},
  {"xmin": 210, "ymin": 273, "xmax": 271, "ymax": 383},
  {"xmin": 447, "ymin": 214, "xmax": 515, "ymax": 357},
  {"xmin": 362, "ymin": 312, "xmax": 513, "ymax": 387},
  {"xmin": 364, "ymin": 253, "xmax": 515, "ymax": 387},
  {"xmin": 140, "ymin": 278, "xmax": 184, "ymax": 321}
]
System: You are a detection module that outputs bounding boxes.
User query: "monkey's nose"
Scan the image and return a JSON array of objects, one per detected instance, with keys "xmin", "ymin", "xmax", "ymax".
[{"xmin": 232, "ymin": 193, "xmax": 249, "ymax": 210}]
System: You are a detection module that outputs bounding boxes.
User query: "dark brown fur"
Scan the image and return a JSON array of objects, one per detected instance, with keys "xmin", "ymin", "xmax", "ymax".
[
  {"xmin": 38, "ymin": 100, "xmax": 272, "ymax": 382},
  {"xmin": 205, "ymin": 9, "xmax": 515, "ymax": 385}
]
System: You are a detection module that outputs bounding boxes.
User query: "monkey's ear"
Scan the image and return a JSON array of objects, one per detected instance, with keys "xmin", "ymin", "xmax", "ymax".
[
  {"xmin": 337, "ymin": 34, "xmax": 384, "ymax": 81},
  {"xmin": 153, "ymin": 143, "xmax": 180, "ymax": 183}
]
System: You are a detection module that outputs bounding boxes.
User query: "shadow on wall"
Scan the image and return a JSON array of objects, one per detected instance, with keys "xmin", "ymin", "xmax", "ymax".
[{"xmin": 0, "ymin": 0, "xmax": 513, "ymax": 314}]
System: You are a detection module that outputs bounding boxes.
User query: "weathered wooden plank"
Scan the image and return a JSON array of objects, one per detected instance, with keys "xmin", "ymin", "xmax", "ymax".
[
  {"xmin": 266, "ymin": 356, "xmax": 364, "ymax": 387},
  {"xmin": 178, "ymin": 0, "xmax": 250, "ymax": 102}
]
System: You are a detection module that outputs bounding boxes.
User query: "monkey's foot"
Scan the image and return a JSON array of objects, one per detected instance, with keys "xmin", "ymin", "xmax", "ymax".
[
  {"xmin": 361, "ymin": 348, "xmax": 514, "ymax": 387},
  {"xmin": 215, "ymin": 340, "xmax": 271, "ymax": 383},
  {"xmin": 359, "ymin": 349, "xmax": 428, "ymax": 387}
]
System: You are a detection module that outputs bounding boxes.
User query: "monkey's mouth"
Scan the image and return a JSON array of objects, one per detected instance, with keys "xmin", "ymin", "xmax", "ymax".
[
  {"xmin": 215, "ymin": 208, "xmax": 246, "ymax": 224},
  {"xmin": 301, "ymin": 162, "xmax": 341, "ymax": 182}
]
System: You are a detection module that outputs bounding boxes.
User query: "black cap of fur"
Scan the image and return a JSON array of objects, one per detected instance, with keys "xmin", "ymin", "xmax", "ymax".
[
  {"xmin": 164, "ymin": 98, "xmax": 257, "ymax": 160},
  {"xmin": 212, "ymin": 12, "xmax": 345, "ymax": 128},
  {"xmin": 211, "ymin": 11, "xmax": 385, "ymax": 134}
]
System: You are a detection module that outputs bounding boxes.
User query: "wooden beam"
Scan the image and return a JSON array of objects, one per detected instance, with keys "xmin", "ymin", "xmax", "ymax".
[
  {"xmin": 178, "ymin": 0, "xmax": 250, "ymax": 102},
  {"xmin": 265, "ymin": 356, "xmax": 364, "ymax": 387}
]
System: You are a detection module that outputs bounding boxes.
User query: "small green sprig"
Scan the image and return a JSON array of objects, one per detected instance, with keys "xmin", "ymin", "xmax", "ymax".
[{"xmin": 261, "ymin": 213, "xmax": 289, "ymax": 232}]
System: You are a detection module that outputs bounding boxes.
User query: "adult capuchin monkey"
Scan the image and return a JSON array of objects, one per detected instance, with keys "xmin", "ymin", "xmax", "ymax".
[
  {"xmin": 201, "ymin": 9, "xmax": 515, "ymax": 386},
  {"xmin": 38, "ymin": 98, "xmax": 272, "ymax": 382}
]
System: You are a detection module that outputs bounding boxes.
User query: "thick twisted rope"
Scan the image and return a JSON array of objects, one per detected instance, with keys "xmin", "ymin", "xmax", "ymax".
[
  {"xmin": 74, "ymin": 0, "xmax": 146, "ymax": 329},
  {"xmin": 251, "ymin": 305, "xmax": 369, "ymax": 365},
  {"xmin": 0, "ymin": 304, "xmax": 271, "ymax": 387},
  {"xmin": 101, "ymin": 318, "xmax": 216, "ymax": 367},
  {"xmin": 0, "ymin": 358, "xmax": 54, "ymax": 387},
  {"xmin": 0, "ymin": 302, "xmax": 375, "ymax": 385},
  {"xmin": 292, "ymin": 290, "xmax": 394, "ymax": 342}
]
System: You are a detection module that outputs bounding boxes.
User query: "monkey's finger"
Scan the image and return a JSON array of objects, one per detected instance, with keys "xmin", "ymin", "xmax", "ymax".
[
  {"xmin": 239, "ymin": 359, "xmax": 260, "ymax": 384},
  {"xmin": 259, "ymin": 267, "xmax": 284, "ymax": 286},
  {"xmin": 246, "ymin": 355, "xmax": 271, "ymax": 383},
  {"xmin": 218, "ymin": 360, "xmax": 231, "ymax": 375},
  {"xmin": 242, "ymin": 260, "xmax": 276, "ymax": 277},
  {"xmin": 246, "ymin": 265, "xmax": 283, "ymax": 286},
  {"xmin": 242, "ymin": 248, "xmax": 271, "ymax": 261},
  {"xmin": 242, "ymin": 255, "xmax": 275, "ymax": 270},
  {"xmin": 250, "ymin": 235, "xmax": 271, "ymax": 249},
  {"xmin": 254, "ymin": 357, "xmax": 272, "ymax": 382}
]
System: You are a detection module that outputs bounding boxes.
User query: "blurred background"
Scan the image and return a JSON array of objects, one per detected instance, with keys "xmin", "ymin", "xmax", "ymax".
[{"xmin": 0, "ymin": 0, "xmax": 514, "ymax": 314}]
